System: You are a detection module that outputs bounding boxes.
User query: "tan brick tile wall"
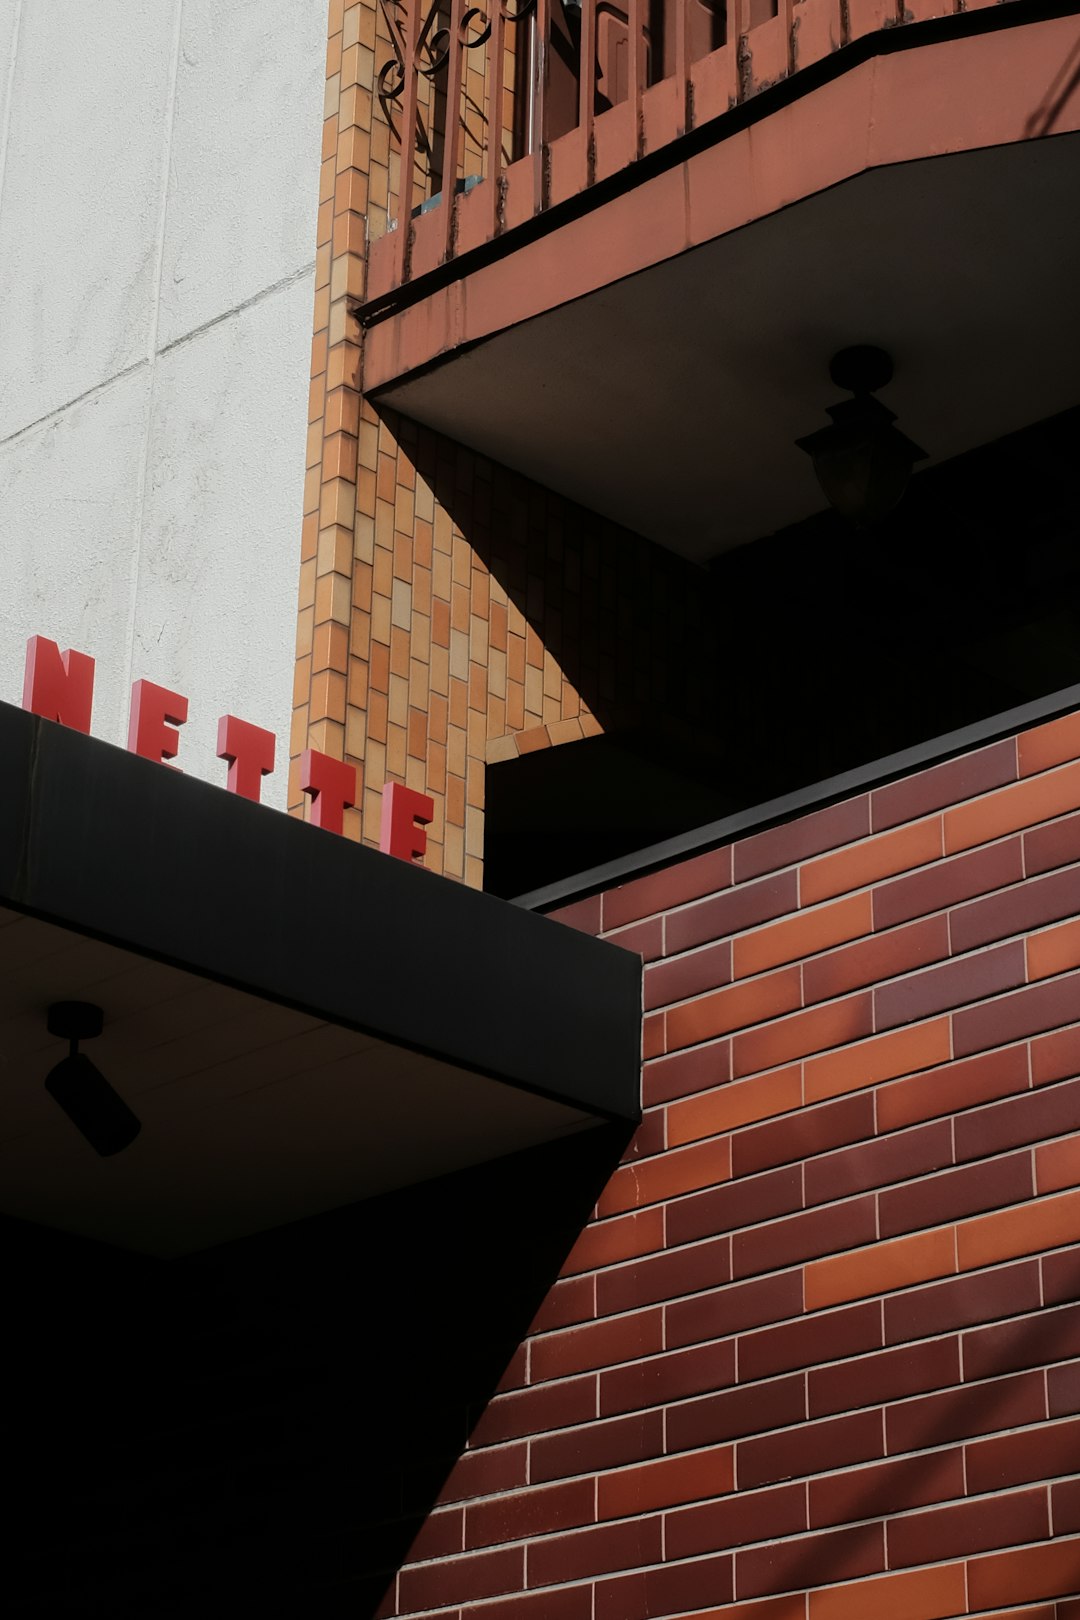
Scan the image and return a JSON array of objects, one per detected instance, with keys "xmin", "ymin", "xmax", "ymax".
[{"xmin": 295, "ymin": 0, "xmax": 713, "ymax": 882}]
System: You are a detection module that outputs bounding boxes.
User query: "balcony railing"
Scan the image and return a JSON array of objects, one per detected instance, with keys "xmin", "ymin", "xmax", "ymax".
[{"xmin": 366, "ymin": 0, "xmax": 964, "ymax": 299}]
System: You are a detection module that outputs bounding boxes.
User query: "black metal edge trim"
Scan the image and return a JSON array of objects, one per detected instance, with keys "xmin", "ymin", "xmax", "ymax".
[
  {"xmin": 0, "ymin": 704, "xmax": 641, "ymax": 1123},
  {"xmin": 358, "ymin": 0, "xmax": 1073, "ymax": 333},
  {"xmin": 512, "ymin": 682, "xmax": 1080, "ymax": 912},
  {"xmin": 0, "ymin": 886, "xmax": 639, "ymax": 1129}
]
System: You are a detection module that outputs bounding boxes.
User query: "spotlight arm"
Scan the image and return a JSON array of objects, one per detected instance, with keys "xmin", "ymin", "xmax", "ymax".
[
  {"xmin": 46, "ymin": 1000, "xmax": 105, "ymax": 1046},
  {"xmin": 44, "ymin": 1001, "xmax": 141, "ymax": 1157}
]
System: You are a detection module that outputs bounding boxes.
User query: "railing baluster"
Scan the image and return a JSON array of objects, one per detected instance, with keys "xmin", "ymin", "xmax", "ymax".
[
  {"xmin": 675, "ymin": 0, "xmax": 690, "ymax": 132},
  {"xmin": 441, "ymin": 0, "xmax": 467, "ymax": 261},
  {"xmin": 780, "ymin": 0, "xmax": 794, "ymax": 78},
  {"xmin": 579, "ymin": 0, "xmax": 598, "ymax": 170},
  {"xmin": 734, "ymin": 0, "xmax": 750, "ymax": 99},
  {"xmin": 629, "ymin": 0, "xmax": 645, "ymax": 157},
  {"xmin": 395, "ymin": 0, "xmax": 423, "ymax": 283},
  {"xmin": 377, "ymin": 0, "xmax": 808, "ymax": 288},
  {"xmin": 533, "ymin": 0, "xmax": 550, "ymax": 205},
  {"xmin": 488, "ymin": 0, "xmax": 509, "ymax": 235}
]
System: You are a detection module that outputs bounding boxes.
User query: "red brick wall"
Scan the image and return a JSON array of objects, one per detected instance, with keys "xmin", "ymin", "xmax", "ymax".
[{"xmin": 384, "ymin": 707, "xmax": 1080, "ymax": 1620}]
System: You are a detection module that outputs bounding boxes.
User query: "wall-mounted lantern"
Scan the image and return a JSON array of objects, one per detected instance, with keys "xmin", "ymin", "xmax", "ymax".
[{"xmin": 797, "ymin": 346, "xmax": 927, "ymax": 524}]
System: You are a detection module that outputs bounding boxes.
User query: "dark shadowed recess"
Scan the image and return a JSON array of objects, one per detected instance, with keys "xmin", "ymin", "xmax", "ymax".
[
  {"xmin": 480, "ymin": 404, "xmax": 1080, "ymax": 899},
  {"xmin": 0, "ymin": 1124, "xmax": 629, "ymax": 1619}
]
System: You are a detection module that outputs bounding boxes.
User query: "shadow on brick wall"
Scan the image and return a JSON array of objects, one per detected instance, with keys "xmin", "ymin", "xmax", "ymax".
[
  {"xmin": 396, "ymin": 404, "xmax": 1080, "ymax": 894},
  {"xmin": 394, "ymin": 407, "xmax": 722, "ymax": 757}
]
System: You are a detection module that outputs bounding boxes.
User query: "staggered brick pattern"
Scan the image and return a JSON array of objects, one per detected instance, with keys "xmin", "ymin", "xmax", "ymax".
[
  {"xmin": 381, "ymin": 708, "xmax": 1080, "ymax": 1617},
  {"xmin": 295, "ymin": 380, "xmax": 713, "ymax": 881},
  {"xmin": 297, "ymin": 0, "xmax": 712, "ymax": 883}
]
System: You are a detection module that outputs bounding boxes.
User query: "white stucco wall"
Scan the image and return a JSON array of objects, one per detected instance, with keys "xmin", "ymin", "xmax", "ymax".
[{"xmin": 0, "ymin": 0, "xmax": 325, "ymax": 804}]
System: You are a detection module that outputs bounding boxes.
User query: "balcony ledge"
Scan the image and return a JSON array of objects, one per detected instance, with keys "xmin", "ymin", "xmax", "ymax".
[{"xmin": 365, "ymin": 4, "xmax": 1080, "ymax": 559}]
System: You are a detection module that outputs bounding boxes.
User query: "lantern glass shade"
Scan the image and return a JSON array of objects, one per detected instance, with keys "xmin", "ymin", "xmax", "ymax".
[{"xmin": 797, "ymin": 394, "xmax": 927, "ymax": 524}]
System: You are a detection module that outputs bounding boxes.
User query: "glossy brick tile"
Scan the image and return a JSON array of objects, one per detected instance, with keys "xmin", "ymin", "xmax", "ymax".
[
  {"xmin": 603, "ymin": 845, "xmax": 732, "ymax": 931},
  {"xmin": 808, "ymin": 1450, "xmax": 965, "ymax": 1530},
  {"xmin": 738, "ymin": 1300, "xmax": 882, "ymax": 1383},
  {"xmin": 872, "ymin": 941, "xmax": 1026, "ymax": 1033},
  {"xmin": 876, "ymin": 1042, "xmax": 1029, "ymax": 1133},
  {"xmin": 962, "ymin": 1301, "xmax": 1080, "ymax": 1382},
  {"xmin": 945, "ymin": 761, "xmax": 1080, "ymax": 854},
  {"xmin": 600, "ymin": 1339, "xmax": 737, "ymax": 1417},
  {"xmin": 950, "ymin": 863, "xmax": 1080, "ymax": 953},
  {"xmin": 666, "ymin": 872, "xmax": 799, "ymax": 956},
  {"xmin": 870, "ymin": 740, "xmax": 1017, "ymax": 832},
  {"xmin": 737, "ymin": 1408, "xmax": 884, "ymax": 1490},
  {"xmin": 801, "ymin": 818, "xmax": 943, "ymax": 907},
  {"xmin": 594, "ymin": 1551, "xmax": 735, "ymax": 1620},
  {"xmin": 735, "ymin": 1521, "xmax": 884, "ymax": 1601},
  {"xmin": 965, "ymin": 1414, "xmax": 1080, "ymax": 1492},
  {"xmin": 807, "ymin": 1335, "xmax": 961, "ymax": 1419},
  {"xmin": 877, "ymin": 1152, "xmax": 1033, "ymax": 1238},
  {"xmin": 1019, "ymin": 712, "xmax": 1080, "ymax": 776},
  {"xmin": 886, "ymin": 1486, "xmax": 1049, "ymax": 1569},
  {"xmin": 873, "ymin": 836, "xmax": 1024, "ymax": 930},
  {"xmin": 802, "ymin": 915, "xmax": 948, "ymax": 1006},
  {"xmin": 883, "ymin": 1259, "xmax": 1042, "ymax": 1346},
  {"xmin": 734, "ymin": 893, "xmax": 871, "ymax": 979},
  {"xmin": 733, "ymin": 1092, "xmax": 875, "ymax": 1179},
  {"xmin": 666, "ymin": 1374, "xmax": 807, "ymax": 1453},
  {"xmin": 734, "ymin": 798, "xmax": 870, "ymax": 884},
  {"xmin": 667, "ymin": 1481, "xmax": 807, "ymax": 1559},
  {"xmin": 668, "ymin": 1163, "xmax": 804, "ymax": 1246},
  {"xmin": 530, "ymin": 1409, "xmax": 664, "ymax": 1484},
  {"xmin": 803, "ymin": 1118, "xmax": 952, "ymax": 1206},
  {"xmin": 884, "ymin": 1369, "xmax": 1046, "ymax": 1454},
  {"xmin": 526, "ymin": 1518, "xmax": 663, "ymax": 1587}
]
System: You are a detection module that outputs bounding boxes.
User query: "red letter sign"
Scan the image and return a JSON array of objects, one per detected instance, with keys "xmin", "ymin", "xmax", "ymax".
[
  {"xmin": 217, "ymin": 715, "xmax": 275, "ymax": 803},
  {"xmin": 128, "ymin": 680, "xmax": 188, "ymax": 767},
  {"xmin": 22, "ymin": 636, "xmax": 95, "ymax": 733},
  {"xmin": 380, "ymin": 782, "xmax": 434, "ymax": 864},
  {"xmin": 300, "ymin": 749, "xmax": 356, "ymax": 835}
]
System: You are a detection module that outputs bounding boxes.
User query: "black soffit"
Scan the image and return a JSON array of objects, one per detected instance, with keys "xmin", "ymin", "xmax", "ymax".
[{"xmin": 0, "ymin": 703, "xmax": 640, "ymax": 1255}]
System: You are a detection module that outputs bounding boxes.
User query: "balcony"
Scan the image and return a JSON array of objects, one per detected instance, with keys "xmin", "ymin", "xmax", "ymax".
[{"xmin": 361, "ymin": 0, "xmax": 1080, "ymax": 559}]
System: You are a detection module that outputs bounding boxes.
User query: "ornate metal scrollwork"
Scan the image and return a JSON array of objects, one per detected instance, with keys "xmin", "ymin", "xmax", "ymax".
[
  {"xmin": 376, "ymin": 0, "xmax": 541, "ymax": 171},
  {"xmin": 378, "ymin": 0, "xmax": 537, "ymax": 109}
]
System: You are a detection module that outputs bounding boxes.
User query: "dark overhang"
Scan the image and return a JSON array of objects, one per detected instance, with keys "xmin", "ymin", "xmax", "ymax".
[
  {"xmin": 368, "ymin": 10, "xmax": 1080, "ymax": 561},
  {"xmin": 0, "ymin": 703, "xmax": 640, "ymax": 1255},
  {"xmin": 516, "ymin": 680, "xmax": 1080, "ymax": 912}
]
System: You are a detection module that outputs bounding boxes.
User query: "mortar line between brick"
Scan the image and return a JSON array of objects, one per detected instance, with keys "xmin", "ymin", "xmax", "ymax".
[{"xmin": 528, "ymin": 1241, "xmax": 1073, "ymax": 1367}]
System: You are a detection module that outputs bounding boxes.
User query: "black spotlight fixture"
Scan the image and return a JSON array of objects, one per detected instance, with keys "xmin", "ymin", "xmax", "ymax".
[
  {"xmin": 796, "ymin": 346, "xmax": 927, "ymax": 524},
  {"xmin": 45, "ymin": 1002, "xmax": 141, "ymax": 1157}
]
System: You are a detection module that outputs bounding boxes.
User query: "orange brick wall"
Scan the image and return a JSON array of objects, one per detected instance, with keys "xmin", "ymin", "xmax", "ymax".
[
  {"xmin": 380, "ymin": 707, "xmax": 1080, "ymax": 1617},
  {"xmin": 297, "ymin": 1, "xmax": 712, "ymax": 883}
]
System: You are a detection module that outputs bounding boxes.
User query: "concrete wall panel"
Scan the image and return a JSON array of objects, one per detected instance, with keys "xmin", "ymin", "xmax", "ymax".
[
  {"xmin": 133, "ymin": 272, "xmax": 314, "ymax": 805},
  {"xmin": 0, "ymin": 0, "xmax": 21, "ymax": 142},
  {"xmin": 0, "ymin": 0, "xmax": 178, "ymax": 440},
  {"xmin": 0, "ymin": 0, "xmax": 323, "ymax": 808},
  {"xmin": 158, "ymin": 0, "xmax": 324, "ymax": 349},
  {"xmin": 0, "ymin": 369, "xmax": 152, "ymax": 748}
]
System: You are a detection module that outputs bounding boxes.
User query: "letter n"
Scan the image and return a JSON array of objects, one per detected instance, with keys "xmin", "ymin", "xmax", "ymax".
[{"xmin": 22, "ymin": 636, "xmax": 95, "ymax": 733}]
